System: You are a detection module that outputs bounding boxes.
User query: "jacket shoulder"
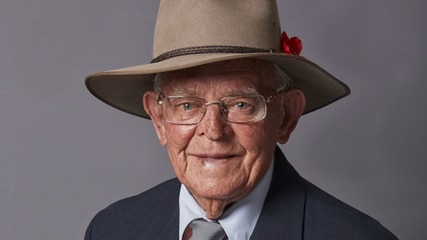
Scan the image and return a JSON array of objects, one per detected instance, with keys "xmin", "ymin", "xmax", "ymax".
[
  {"xmin": 304, "ymin": 181, "xmax": 398, "ymax": 240},
  {"xmin": 85, "ymin": 178, "xmax": 180, "ymax": 240}
]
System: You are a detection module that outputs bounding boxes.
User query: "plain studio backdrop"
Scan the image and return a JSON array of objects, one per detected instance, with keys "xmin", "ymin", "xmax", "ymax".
[{"xmin": 1, "ymin": 0, "xmax": 426, "ymax": 239}]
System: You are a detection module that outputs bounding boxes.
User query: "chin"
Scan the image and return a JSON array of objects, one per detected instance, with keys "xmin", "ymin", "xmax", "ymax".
[{"xmin": 190, "ymin": 181, "xmax": 247, "ymax": 201}]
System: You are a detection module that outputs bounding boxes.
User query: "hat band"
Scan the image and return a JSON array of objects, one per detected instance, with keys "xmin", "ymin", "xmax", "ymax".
[{"xmin": 151, "ymin": 46, "xmax": 276, "ymax": 63}]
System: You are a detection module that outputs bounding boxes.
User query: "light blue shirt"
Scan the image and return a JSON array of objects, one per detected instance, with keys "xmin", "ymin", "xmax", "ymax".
[{"xmin": 179, "ymin": 160, "xmax": 274, "ymax": 240}]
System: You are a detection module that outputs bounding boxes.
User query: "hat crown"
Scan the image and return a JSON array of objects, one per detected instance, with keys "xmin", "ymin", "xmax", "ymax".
[
  {"xmin": 86, "ymin": 0, "xmax": 350, "ymax": 119},
  {"xmin": 153, "ymin": 0, "xmax": 282, "ymax": 59}
]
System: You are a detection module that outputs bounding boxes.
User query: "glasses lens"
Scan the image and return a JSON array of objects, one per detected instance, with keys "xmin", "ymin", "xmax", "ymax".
[
  {"xmin": 222, "ymin": 95, "xmax": 266, "ymax": 123},
  {"xmin": 162, "ymin": 96, "xmax": 205, "ymax": 124},
  {"xmin": 160, "ymin": 95, "xmax": 267, "ymax": 124}
]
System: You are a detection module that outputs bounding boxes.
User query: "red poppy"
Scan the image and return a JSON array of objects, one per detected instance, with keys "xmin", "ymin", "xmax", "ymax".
[{"xmin": 281, "ymin": 31, "xmax": 302, "ymax": 55}]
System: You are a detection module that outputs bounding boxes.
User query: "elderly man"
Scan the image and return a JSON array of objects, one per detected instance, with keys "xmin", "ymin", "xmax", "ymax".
[{"xmin": 84, "ymin": 0, "xmax": 397, "ymax": 239}]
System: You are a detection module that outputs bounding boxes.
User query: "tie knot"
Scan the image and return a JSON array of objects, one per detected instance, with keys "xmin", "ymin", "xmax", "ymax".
[{"xmin": 183, "ymin": 218, "xmax": 228, "ymax": 240}]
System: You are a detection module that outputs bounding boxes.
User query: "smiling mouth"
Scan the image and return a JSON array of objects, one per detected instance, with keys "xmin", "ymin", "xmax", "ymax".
[{"xmin": 192, "ymin": 154, "xmax": 237, "ymax": 161}]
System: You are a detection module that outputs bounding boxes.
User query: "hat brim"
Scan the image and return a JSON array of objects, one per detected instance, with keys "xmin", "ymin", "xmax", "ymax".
[{"xmin": 85, "ymin": 52, "xmax": 350, "ymax": 119}]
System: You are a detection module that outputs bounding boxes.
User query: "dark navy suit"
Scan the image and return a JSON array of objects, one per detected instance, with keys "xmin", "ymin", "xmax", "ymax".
[{"xmin": 85, "ymin": 147, "xmax": 398, "ymax": 239}]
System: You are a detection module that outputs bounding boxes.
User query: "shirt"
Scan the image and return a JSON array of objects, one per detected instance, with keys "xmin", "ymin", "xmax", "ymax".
[{"xmin": 179, "ymin": 160, "xmax": 274, "ymax": 240}]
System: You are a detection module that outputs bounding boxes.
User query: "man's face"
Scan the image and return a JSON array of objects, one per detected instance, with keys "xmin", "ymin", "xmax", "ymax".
[{"xmin": 144, "ymin": 60, "xmax": 303, "ymax": 205}]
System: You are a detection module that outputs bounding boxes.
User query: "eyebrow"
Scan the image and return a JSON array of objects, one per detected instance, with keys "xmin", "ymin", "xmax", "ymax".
[
  {"xmin": 167, "ymin": 87, "xmax": 260, "ymax": 97},
  {"xmin": 168, "ymin": 86, "xmax": 197, "ymax": 96},
  {"xmin": 226, "ymin": 88, "xmax": 259, "ymax": 95}
]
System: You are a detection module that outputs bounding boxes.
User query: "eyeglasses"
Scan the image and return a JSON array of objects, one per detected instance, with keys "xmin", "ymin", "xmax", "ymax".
[{"xmin": 156, "ymin": 87, "xmax": 285, "ymax": 125}]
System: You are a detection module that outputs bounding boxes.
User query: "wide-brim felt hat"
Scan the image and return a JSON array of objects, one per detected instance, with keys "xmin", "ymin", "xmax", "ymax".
[{"xmin": 85, "ymin": 0, "xmax": 350, "ymax": 119}]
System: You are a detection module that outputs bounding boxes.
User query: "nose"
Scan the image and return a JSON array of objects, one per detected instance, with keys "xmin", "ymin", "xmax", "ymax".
[{"xmin": 196, "ymin": 103, "xmax": 228, "ymax": 139}]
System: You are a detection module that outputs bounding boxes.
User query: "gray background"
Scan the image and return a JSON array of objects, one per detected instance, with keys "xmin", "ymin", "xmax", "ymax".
[{"xmin": 1, "ymin": 0, "xmax": 426, "ymax": 239}]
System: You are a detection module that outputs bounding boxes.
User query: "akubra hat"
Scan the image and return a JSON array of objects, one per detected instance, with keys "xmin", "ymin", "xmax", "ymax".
[{"xmin": 85, "ymin": 0, "xmax": 350, "ymax": 118}]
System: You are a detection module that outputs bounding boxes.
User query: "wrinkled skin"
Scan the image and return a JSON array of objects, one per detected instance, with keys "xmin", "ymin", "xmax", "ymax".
[{"xmin": 143, "ymin": 59, "xmax": 305, "ymax": 219}]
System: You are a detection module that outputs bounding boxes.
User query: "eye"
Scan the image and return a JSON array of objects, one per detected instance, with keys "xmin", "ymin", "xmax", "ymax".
[
  {"xmin": 235, "ymin": 101, "xmax": 250, "ymax": 110},
  {"xmin": 226, "ymin": 97, "xmax": 258, "ymax": 113},
  {"xmin": 181, "ymin": 102, "xmax": 194, "ymax": 111},
  {"xmin": 169, "ymin": 98, "xmax": 202, "ymax": 113}
]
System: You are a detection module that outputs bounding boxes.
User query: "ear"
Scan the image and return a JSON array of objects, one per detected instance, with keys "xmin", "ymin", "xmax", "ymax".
[
  {"xmin": 143, "ymin": 91, "xmax": 167, "ymax": 145},
  {"xmin": 277, "ymin": 88, "xmax": 306, "ymax": 144}
]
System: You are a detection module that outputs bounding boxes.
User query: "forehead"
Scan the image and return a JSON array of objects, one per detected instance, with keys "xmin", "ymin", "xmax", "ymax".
[{"xmin": 157, "ymin": 59, "xmax": 278, "ymax": 93}]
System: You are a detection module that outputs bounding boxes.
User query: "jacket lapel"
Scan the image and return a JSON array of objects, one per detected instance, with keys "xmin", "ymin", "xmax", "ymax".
[
  {"xmin": 250, "ymin": 146, "xmax": 306, "ymax": 240},
  {"xmin": 143, "ymin": 179, "xmax": 181, "ymax": 239}
]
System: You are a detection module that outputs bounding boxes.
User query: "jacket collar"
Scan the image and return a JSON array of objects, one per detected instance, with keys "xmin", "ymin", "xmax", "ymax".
[{"xmin": 250, "ymin": 146, "xmax": 307, "ymax": 239}]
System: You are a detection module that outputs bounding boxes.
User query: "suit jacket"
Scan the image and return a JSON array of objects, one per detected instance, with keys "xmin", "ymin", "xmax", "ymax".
[{"xmin": 85, "ymin": 147, "xmax": 398, "ymax": 239}]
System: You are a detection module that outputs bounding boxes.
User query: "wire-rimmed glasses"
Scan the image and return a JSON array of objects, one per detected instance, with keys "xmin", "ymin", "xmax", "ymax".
[{"xmin": 156, "ymin": 87, "xmax": 285, "ymax": 125}]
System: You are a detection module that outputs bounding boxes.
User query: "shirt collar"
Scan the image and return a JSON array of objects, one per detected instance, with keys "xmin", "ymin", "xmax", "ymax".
[{"xmin": 179, "ymin": 160, "xmax": 274, "ymax": 240}]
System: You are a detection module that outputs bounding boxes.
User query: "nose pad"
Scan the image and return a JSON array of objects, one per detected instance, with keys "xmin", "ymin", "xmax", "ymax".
[
  {"xmin": 201, "ymin": 102, "xmax": 226, "ymax": 121},
  {"xmin": 197, "ymin": 103, "xmax": 228, "ymax": 139}
]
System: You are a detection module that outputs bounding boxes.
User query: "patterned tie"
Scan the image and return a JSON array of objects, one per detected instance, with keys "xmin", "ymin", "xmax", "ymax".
[{"xmin": 183, "ymin": 218, "xmax": 228, "ymax": 240}]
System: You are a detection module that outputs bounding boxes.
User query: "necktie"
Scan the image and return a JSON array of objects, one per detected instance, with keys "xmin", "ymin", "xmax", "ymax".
[{"xmin": 183, "ymin": 218, "xmax": 228, "ymax": 240}]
